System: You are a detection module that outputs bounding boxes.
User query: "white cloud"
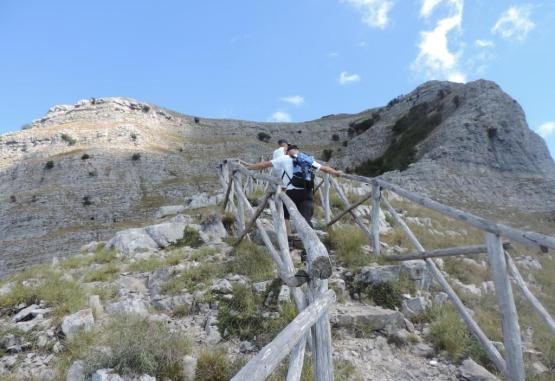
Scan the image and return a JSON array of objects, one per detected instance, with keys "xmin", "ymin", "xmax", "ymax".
[
  {"xmin": 537, "ymin": 122, "xmax": 555, "ymax": 138},
  {"xmin": 420, "ymin": 0, "xmax": 444, "ymax": 18},
  {"xmin": 280, "ymin": 95, "xmax": 305, "ymax": 106},
  {"xmin": 329, "ymin": 52, "xmax": 339, "ymax": 57},
  {"xmin": 475, "ymin": 39, "xmax": 494, "ymax": 48},
  {"xmin": 268, "ymin": 111, "xmax": 292, "ymax": 123},
  {"xmin": 342, "ymin": 0, "xmax": 394, "ymax": 29},
  {"xmin": 411, "ymin": 0, "xmax": 466, "ymax": 83},
  {"xmin": 358, "ymin": 41, "xmax": 367, "ymax": 47},
  {"xmin": 492, "ymin": 5, "xmax": 535, "ymax": 42},
  {"xmin": 339, "ymin": 71, "xmax": 361, "ymax": 85}
]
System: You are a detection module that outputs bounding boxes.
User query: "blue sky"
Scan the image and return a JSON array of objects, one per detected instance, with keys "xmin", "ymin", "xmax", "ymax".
[{"xmin": 1, "ymin": 0, "xmax": 554, "ymax": 158}]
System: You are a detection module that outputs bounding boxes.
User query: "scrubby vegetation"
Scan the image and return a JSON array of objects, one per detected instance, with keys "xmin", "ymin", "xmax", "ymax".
[
  {"xmin": 195, "ymin": 347, "xmax": 243, "ymax": 381},
  {"xmin": 257, "ymin": 132, "xmax": 271, "ymax": 143},
  {"xmin": 354, "ymin": 102, "xmax": 442, "ymax": 176},
  {"xmin": 226, "ymin": 241, "xmax": 275, "ymax": 281},
  {"xmin": 131, "ymin": 153, "xmax": 141, "ymax": 161},
  {"xmin": 83, "ymin": 314, "xmax": 191, "ymax": 380},
  {"xmin": 174, "ymin": 227, "xmax": 203, "ymax": 248},
  {"xmin": 44, "ymin": 160, "xmax": 54, "ymax": 169},
  {"xmin": 325, "ymin": 224, "xmax": 370, "ymax": 269},
  {"xmin": 61, "ymin": 133, "xmax": 77, "ymax": 146}
]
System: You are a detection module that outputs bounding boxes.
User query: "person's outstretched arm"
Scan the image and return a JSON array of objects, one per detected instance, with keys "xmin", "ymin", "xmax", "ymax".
[
  {"xmin": 247, "ymin": 161, "xmax": 273, "ymax": 171},
  {"xmin": 319, "ymin": 165, "xmax": 342, "ymax": 177}
]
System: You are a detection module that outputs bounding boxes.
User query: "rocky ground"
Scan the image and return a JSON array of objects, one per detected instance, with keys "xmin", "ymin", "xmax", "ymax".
[{"xmin": 3, "ymin": 178, "xmax": 553, "ymax": 381}]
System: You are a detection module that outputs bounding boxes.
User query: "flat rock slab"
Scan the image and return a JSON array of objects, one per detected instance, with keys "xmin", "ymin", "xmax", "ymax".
[
  {"xmin": 61, "ymin": 309, "xmax": 94, "ymax": 338},
  {"xmin": 331, "ymin": 304, "xmax": 405, "ymax": 333}
]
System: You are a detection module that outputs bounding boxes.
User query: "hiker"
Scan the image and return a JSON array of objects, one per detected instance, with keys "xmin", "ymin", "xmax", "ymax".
[
  {"xmin": 270, "ymin": 138, "xmax": 288, "ymax": 179},
  {"xmin": 247, "ymin": 144, "xmax": 342, "ymax": 228}
]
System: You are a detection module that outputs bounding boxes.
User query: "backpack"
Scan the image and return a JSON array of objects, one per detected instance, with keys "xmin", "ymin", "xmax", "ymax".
[{"xmin": 283, "ymin": 152, "xmax": 316, "ymax": 190}]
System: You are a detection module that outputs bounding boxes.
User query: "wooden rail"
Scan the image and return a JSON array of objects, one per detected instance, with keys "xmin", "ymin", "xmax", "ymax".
[{"xmin": 220, "ymin": 159, "xmax": 555, "ymax": 381}]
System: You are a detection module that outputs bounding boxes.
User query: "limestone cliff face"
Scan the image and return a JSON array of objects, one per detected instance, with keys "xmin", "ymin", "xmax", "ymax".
[{"xmin": 1, "ymin": 80, "xmax": 553, "ymax": 276}]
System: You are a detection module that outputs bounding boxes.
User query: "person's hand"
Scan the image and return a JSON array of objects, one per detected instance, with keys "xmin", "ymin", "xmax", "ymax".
[{"xmin": 335, "ymin": 170, "xmax": 343, "ymax": 177}]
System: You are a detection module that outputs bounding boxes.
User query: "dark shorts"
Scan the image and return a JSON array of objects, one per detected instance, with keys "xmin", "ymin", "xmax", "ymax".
[{"xmin": 283, "ymin": 188, "xmax": 314, "ymax": 227}]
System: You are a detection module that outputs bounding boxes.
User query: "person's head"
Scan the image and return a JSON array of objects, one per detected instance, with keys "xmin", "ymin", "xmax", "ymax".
[
  {"xmin": 286, "ymin": 144, "xmax": 299, "ymax": 157},
  {"xmin": 278, "ymin": 139, "xmax": 288, "ymax": 148}
]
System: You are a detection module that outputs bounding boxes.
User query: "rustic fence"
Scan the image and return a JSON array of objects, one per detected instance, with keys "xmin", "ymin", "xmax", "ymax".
[{"xmin": 219, "ymin": 158, "xmax": 555, "ymax": 381}]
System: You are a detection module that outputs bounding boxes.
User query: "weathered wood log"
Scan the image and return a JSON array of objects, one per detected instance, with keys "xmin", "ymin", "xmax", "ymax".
[
  {"xmin": 278, "ymin": 192, "xmax": 332, "ymax": 280},
  {"xmin": 233, "ymin": 191, "xmax": 273, "ymax": 247},
  {"xmin": 505, "ymin": 252, "xmax": 555, "ymax": 334},
  {"xmin": 233, "ymin": 173, "xmax": 246, "ymax": 232},
  {"xmin": 323, "ymin": 174, "xmax": 331, "ymax": 223},
  {"xmin": 325, "ymin": 189, "xmax": 373, "ymax": 228},
  {"xmin": 231, "ymin": 290, "xmax": 335, "ymax": 381},
  {"xmin": 313, "ymin": 179, "xmax": 324, "ymax": 194},
  {"xmin": 220, "ymin": 163, "xmax": 236, "ymax": 212},
  {"xmin": 329, "ymin": 177, "xmax": 373, "ymax": 242},
  {"xmin": 486, "ymin": 233, "xmax": 525, "ymax": 381},
  {"xmin": 231, "ymin": 163, "xmax": 282, "ymax": 186},
  {"xmin": 234, "ymin": 181, "xmax": 284, "ymax": 269},
  {"xmin": 371, "ymin": 183, "xmax": 381, "ymax": 255},
  {"xmin": 386, "ymin": 243, "xmax": 510, "ymax": 261},
  {"xmin": 383, "ymin": 198, "xmax": 507, "ymax": 374},
  {"xmin": 222, "ymin": 174, "xmax": 234, "ymax": 212},
  {"xmin": 270, "ymin": 193, "xmax": 314, "ymax": 359}
]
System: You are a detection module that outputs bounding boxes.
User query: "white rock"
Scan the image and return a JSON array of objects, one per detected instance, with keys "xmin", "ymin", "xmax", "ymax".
[
  {"xmin": 11, "ymin": 304, "xmax": 39, "ymax": 323},
  {"xmin": 210, "ymin": 279, "xmax": 233, "ymax": 294},
  {"xmin": 61, "ymin": 309, "xmax": 94, "ymax": 338},
  {"xmin": 91, "ymin": 369, "xmax": 124, "ymax": 381},
  {"xmin": 144, "ymin": 221, "xmax": 187, "ymax": 248},
  {"xmin": 106, "ymin": 298, "xmax": 149, "ymax": 316},
  {"xmin": 532, "ymin": 361, "xmax": 548, "ymax": 374},
  {"xmin": 277, "ymin": 285, "xmax": 290, "ymax": 304},
  {"xmin": 81, "ymin": 241, "xmax": 104, "ymax": 253},
  {"xmin": 458, "ymin": 358, "xmax": 499, "ymax": 380},
  {"xmin": 402, "ymin": 296, "xmax": 429, "ymax": 317},
  {"xmin": 66, "ymin": 360, "xmax": 86, "ymax": 381},
  {"xmin": 200, "ymin": 215, "xmax": 227, "ymax": 243},
  {"xmin": 106, "ymin": 228, "xmax": 159, "ymax": 255},
  {"xmin": 182, "ymin": 355, "xmax": 197, "ymax": 381},
  {"xmin": 89, "ymin": 295, "xmax": 105, "ymax": 320},
  {"xmin": 155, "ymin": 205, "xmax": 186, "ymax": 219},
  {"xmin": 434, "ymin": 292, "xmax": 449, "ymax": 306}
]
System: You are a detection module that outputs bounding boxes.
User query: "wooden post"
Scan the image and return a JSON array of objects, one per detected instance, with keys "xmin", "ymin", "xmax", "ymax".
[
  {"xmin": 505, "ymin": 252, "xmax": 555, "ymax": 334},
  {"xmin": 323, "ymin": 174, "xmax": 331, "ymax": 223},
  {"xmin": 486, "ymin": 233, "xmax": 525, "ymax": 381},
  {"xmin": 329, "ymin": 177, "xmax": 372, "ymax": 243},
  {"xmin": 383, "ymin": 197, "xmax": 507, "ymax": 374},
  {"xmin": 233, "ymin": 172, "xmax": 246, "ymax": 232},
  {"xmin": 371, "ymin": 183, "xmax": 381, "ymax": 255},
  {"xmin": 386, "ymin": 243, "xmax": 507, "ymax": 261},
  {"xmin": 230, "ymin": 290, "xmax": 336, "ymax": 381},
  {"xmin": 325, "ymin": 190, "xmax": 373, "ymax": 228},
  {"xmin": 233, "ymin": 191, "xmax": 273, "ymax": 247}
]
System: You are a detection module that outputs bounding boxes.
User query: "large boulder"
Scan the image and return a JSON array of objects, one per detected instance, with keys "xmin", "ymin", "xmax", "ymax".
[
  {"xmin": 106, "ymin": 228, "xmax": 159, "ymax": 255},
  {"xmin": 66, "ymin": 360, "xmax": 86, "ymax": 381},
  {"xmin": 331, "ymin": 304, "xmax": 405, "ymax": 334},
  {"xmin": 106, "ymin": 298, "xmax": 149, "ymax": 316},
  {"xmin": 200, "ymin": 215, "xmax": 227, "ymax": 243},
  {"xmin": 458, "ymin": 358, "xmax": 499, "ymax": 381},
  {"xmin": 185, "ymin": 193, "xmax": 223, "ymax": 209},
  {"xmin": 145, "ymin": 221, "xmax": 187, "ymax": 248},
  {"xmin": 61, "ymin": 309, "xmax": 94, "ymax": 338},
  {"xmin": 155, "ymin": 205, "xmax": 186, "ymax": 219}
]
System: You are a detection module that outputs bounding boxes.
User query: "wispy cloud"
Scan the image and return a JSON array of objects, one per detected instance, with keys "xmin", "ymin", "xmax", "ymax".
[
  {"xmin": 339, "ymin": 71, "xmax": 361, "ymax": 85},
  {"xmin": 475, "ymin": 39, "xmax": 494, "ymax": 48},
  {"xmin": 342, "ymin": 0, "xmax": 394, "ymax": 29},
  {"xmin": 268, "ymin": 111, "xmax": 292, "ymax": 123},
  {"xmin": 492, "ymin": 5, "xmax": 535, "ymax": 42},
  {"xmin": 280, "ymin": 95, "xmax": 305, "ymax": 106},
  {"xmin": 537, "ymin": 122, "xmax": 555, "ymax": 138},
  {"xmin": 329, "ymin": 52, "xmax": 339, "ymax": 58},
  {"xmin": 411, "ymin": 0, "xmax": 466, "ymax": 83}
]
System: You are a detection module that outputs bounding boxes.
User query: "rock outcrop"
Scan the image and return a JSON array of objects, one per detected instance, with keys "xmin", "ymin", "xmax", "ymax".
[{"xmin": 1, "ymin": 80, "xmax": 554, "ymax": 276}]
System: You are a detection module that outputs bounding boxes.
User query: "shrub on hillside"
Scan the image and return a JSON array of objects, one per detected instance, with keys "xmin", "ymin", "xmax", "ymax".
[
  {"xmin": 226, "ymin": 241, "xmax": 275, "ymax": 282},
  {"xmin": 84, "ymin": 314, "xmax": 191, "ymax": 380},
  {"xmin": 321, "ymin": 149, "xmax": 333, "ymax": 162},
  {"xmin": 195, "ymin": 347, "xmax": 243, "ymax": 381},
  {"xmin": 81, "ymin": 153, "xmax": 90, "ymax": 160},
  {"xmin": 131, "ymin": 153, "xmax": 141, "ymax": 161},
  {"xmin": 45, "ymin": 160, "xmax": 54, "ymax": 170},
  {"xmin": 61, "ymin": 133, "xmax": 77, "ymax": 146},
  {"xmin": 257, "ymin": 132, "xmax": 271, "ymax": 143},
  {"xmin": 174, "ymin": 227, "xmax": 203, "ymax": 248},
  {"xmin": 331, "ymin": 133, "xmax": 340, "ymax": 141},
  {"xmin": 325, "ymin": 224, "xmax": 369, "ymax": 269}
]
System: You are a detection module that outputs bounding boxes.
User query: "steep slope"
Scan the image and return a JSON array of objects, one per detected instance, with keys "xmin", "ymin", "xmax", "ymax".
[{"xmin": 1, "ymin": 80, "xmax": 554, "ymax": 276}]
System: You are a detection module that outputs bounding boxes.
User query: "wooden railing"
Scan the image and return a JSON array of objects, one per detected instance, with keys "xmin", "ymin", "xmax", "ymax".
[{"xmin": 219, "ymin": 158, "xmax": 555, "ymax": 381}]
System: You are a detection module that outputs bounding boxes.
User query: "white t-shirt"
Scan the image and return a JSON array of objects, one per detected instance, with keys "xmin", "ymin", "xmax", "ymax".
[
  {"xmin": 270, "ymin": 146, "xmax": 286, "ymax": 178},
  {"xmin": 271, "ymin": 155, "xmax": 322, "ymax": 190}
]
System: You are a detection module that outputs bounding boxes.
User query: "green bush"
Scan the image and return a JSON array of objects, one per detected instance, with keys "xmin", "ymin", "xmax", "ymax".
[
  {"xmin": 322, "ymin": 149, "xmax": 333, "ymax": 162},
  {"xmin": 45, "ymin": 160, "xmax": 54, "ymax": 170},
  {"xmin": 174, "ymin": 227, "xmax": 203, "ymax": 248},
  {"xmin": 82, "ymin": 263, "xmax": 119, "ymax": 282},
  {"xmin": 354, "ymin": 102, "xmax": 442, "ymax": 177},
  {"xmin": 257, "ymin": 132, "xmax": 271, "ymax": 142},
  {"xmin": 217, "ymin": 284, "xmax": 296, "ymax": 346},
  {"xmin": 226, "ymin": 241, "xmax": 275, "ymax": 282},
  {"xmin": 61, "ymin": 133, "xmax": 77, "ymax": 146},
  {"xmin": 331, "ymin": 133, "xmax": 340, "ymax": 141},
  {"xmin": 195, "ymin": 347, "xmax": 243, "ymax": 381},
  {"xmin": 326, "ymin": 224, "xmax": 369, "ymax": 269},
  {"xmin": 131, "ymin": 153, "xmax": 141, "ymax": 161},
  {"xmin": 365, "ymin": 282, "xmax": 403, "ymax": 309},
  {"xmin": 161, "ymin": 261, "xmax": 222, "ymax": 295},
  {"xmin": 84, "ymin": 314, "xmax": 191, "ymax": 380},
  {"xmin": 81, "ymin": 153, "xmax": 90, "ymax": 160}
]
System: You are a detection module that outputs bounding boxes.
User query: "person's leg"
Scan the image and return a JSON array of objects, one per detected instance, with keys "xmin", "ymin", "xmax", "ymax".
[
  {"xmin": 299, "ymin": 189, "xmax": 314, "ymax": 228},
  {"xmin": 282, "ymin": 196, "xmax": 292, "ymax": 235}
]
